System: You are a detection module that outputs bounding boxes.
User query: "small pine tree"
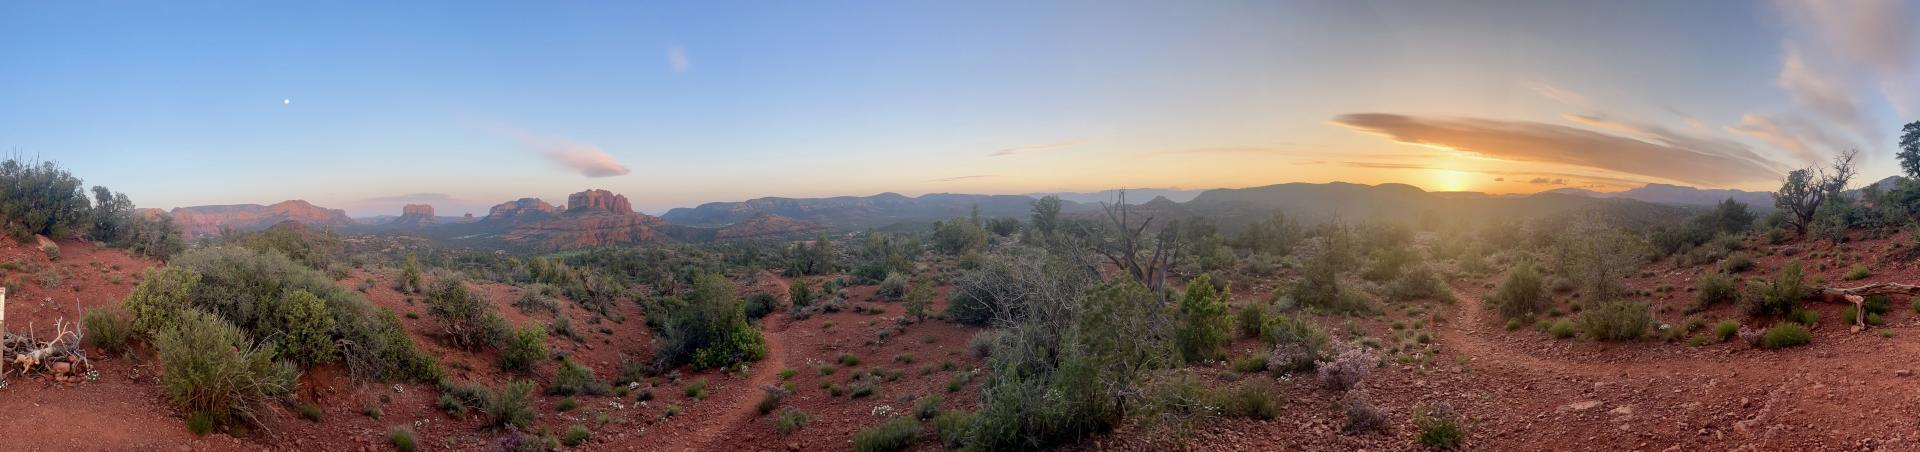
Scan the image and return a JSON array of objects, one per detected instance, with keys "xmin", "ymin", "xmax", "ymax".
[
  {"xmin": 1177, "ymin": 274, "xmax": 1232, "ymax": 363},
  {"xmin": 397, "ymin": 255, "xmax": 424, "ymax": 294}
]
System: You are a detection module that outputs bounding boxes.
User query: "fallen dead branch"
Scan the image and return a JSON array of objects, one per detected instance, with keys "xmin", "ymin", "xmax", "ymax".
[
  {"xmin": 3, "ymin": 318, "xmax": 96, "ymax": 384},
  {"xmin": 1814, "ymin": 283, "xmax": 1920, "ymax": 332}
]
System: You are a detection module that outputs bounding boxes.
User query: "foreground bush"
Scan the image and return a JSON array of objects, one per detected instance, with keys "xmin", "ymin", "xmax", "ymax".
[
  {"xmin": 852, "ymin": 416, "xmax": 920, "ymax": 452},
  {"xmin": 1177, "ymin": 274, "xmax": 1231, "ymax": 363},
  {"xmin": 1579, "ymin": 300, "xmax": 1651, "ymax": 341},
  {"xmin": 1743, "ymin": 261, "xmax": 1808, "ymax": 318},
  {"xmin": 1691, "ymin": 274, "xmax": 1738, "ymax": 313},
  {"xmin": 83, "ymin": 306, "xmax": 135, "ymax": 354},
  {"xmin": 1489, "ymin": 264, "xmax": 1547, "ymax": 320},
  {"xmin": 548, "ymin": 359, "xmax": 610, "ymax": 396},
  {"xmin": 143, "ymin": 247, "xmax": 437, "ymax": 381},
  {"xmin": 0, "ymin": 159, "xmax": 92, "ymax": 241},
  {"xmin": 157, "ymin": 310, "xmax": 297, "ymax": 428},
  {"xmin": 484, "ymin": 380, "xmax": 536, "ymax": 430},
  {"xmin": 424, "ymin": 279, "xmax": 509, "ymax": 349},
  {"xmin": 1760, "ymin": 322, "xmax": 1811, "ymax": 349},
  {"xmin": 499, "ymin": 322, "xmax": 547, "ymax": 373},
  {"xmin": 1414, "ymin": 403, "xmax": 1466, "ymax": 450},
  {"xmin": 652, "ymin": 273, "xmax": 766, "ymax": 370}
]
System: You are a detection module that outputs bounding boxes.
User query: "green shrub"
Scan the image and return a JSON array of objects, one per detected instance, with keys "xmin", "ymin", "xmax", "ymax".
[
  {"xmin": 156, "ymin": 310, "xmax": 297, "ymax": 428},
  {"xmin": 1548, "ymin": 319, "xmax": 1577, "ymax": 339},
  {"xmin": 83, "ymin": 306, "xmax": 135, "ymax": 354},
  {"xmin": 851, "ymin": 416, "xmax": 919, "ymax": 452},
  {"xmin": 1414, "ymin": 404, "xmax": 1465, "ymax": 450},
  {"xmin": 1789, "ymin": 308, "xmax": 1820, "ymax": 326},
  {"xmin": 788, "ymin": 280, "xmax": 815, "ymax": 308},
  {"xmin": 1236, "ymin": 303, "xmax": 1268, "ymax": 339},
  {"xmin": 549, "ymin": 359, "xmax": 610, "ymax": 396},
  {"xmin": 499, "ymin": 322, "xmax": 547, "ymax": 373},
  {"xmin": 1490, "ymin": 264, "xmax": 1547, "ymax": 320},
  {"xmin": 121, "ymin": 266, "xmax": 201, "ymax": 334},
  {"xmin": 1743, "ymin": 261, "xmax": 1808, "ymax": 318},
  {"xmin": 1291, "ymin": 251, "xmax": 1370, "ymax": 314},
  {"xmin": 272, "ymin": 289, "xmax": 339, "ymax": 366},
  {"xmin": 1580, "ymin": 300, "xmax": 1651, "ymax": 341},
  {"xmin": 186, "ymin": 411, "xmax": 214, "ymax": 436},
  {"xmin": 1387, "ymin": 264, "xmax": 1455, "ymax": 303},
  {"xmin": 1231, "ymin": 354, "xmax": 1269, "ymax": 373},
  {"xmin": 396, "ymin": 255, "xmax": 424, "ymax": 294},
  {"xmin": 1216, "ymin": 379, "xmax": 1281, "ymax": 420},
  {"xmin": 1721, "ymin": 252, "xmax": 1754, "ymax": 273},
  {"xmin": 914, "ymin": 394, "xmax": 943, "ymax": 419},
  {"xmin": 877, "ymin": 272, "xmax": 909, "ymax": 300},
  {"xmin": 839, "ymin": 353, "xmax": 862, "ymax": 367},
  {"xmin": 1693, "ymin": 274, "xmax": 1739, "ymax": 312},
  {"xmin": 388, "ymin": 426, "xmax": 416, "ymax": 452},
  {"xmin": 1713, "ymin": 320, "xmax": 1740, "ymax": 342},
  {"xmin": 424, "ymin": 279, "xmax": 508, "ymax": 349},
  {"xmin": 744, "ymin": 293, "xmax": 778, "ymax": 320},
  {"xmin": 1177, "ymin": 274, "xmax": 1232, "ymax": 363},
  {"xmin": 561, "ymin": 424, "xmax": 591, "ymax": 447},
  {"xmin": 685, "ymin": 378, "xmax": 709, "ymax": 400},
  {"xmin": 903, "ymin": 286, "xmax": 934, "ymax": 321},
  {"xmin": 0, "ymin": 159, "xmax": 92, "ymax": 241},
  {"xmin": 933, "ymin": 410, "xmax": 973, "ymax": 448},
  {"xmin": 485, "ymin": 380, "xmax": 536, "ymax": 430},
  {"xmin": 652, "ymin": 273, "xmax": 767, "ymax": 370},
  {"xmin": 774, "ymin": 406, "xmax": 809, "ymax": 435},
  {"xmin": 756, "ymin": 387, "xmax": 785, "ymax": 414},
  {"xmin": 159, "ymin": 247, "xmax": 438, "ymax": 382},
  {"xmin": 1760, "ymin": 322, "xmax": 1811, "ymax": 349},
  {"xmin": 1845, "ymin": 264, "xmax": 1871, "ymax": 281}
]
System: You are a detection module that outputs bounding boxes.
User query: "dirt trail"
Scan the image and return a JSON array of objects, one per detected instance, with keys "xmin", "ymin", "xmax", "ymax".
[
  {"xmin": 673, "ymin": 271, "xmax": 793, "ymax": 452},
  {"xmin": 1439, "ymin": 286, "xmax": 1737, "ymax": 377}
]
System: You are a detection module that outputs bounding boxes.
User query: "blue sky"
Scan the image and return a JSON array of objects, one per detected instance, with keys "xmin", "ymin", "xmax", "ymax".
[{"xmin": 3, "ymin": 1, "xmax": 1915, "ymax": 216}]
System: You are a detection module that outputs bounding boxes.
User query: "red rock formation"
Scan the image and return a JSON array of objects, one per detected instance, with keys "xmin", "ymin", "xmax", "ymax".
[
  {"xmin": 567, "ymin": 189, "xmax": 633, "ymax": 214},
  {"xmin": 484, "ymin": 198, "xmax": 560, "ymax": 222},
  {"xmin": 502, "ymin": 189, "xmax": 669, "ymax": 249},
  {"xmin": 171, "ymin": 200, "xmax": 354, "ymax": 237},
  {"xmin": 389, "ymin": 204, "xmax": 436, "ymax": 227},
  {"xmin": 714, "ymin": 212, "xmax": 823, "ymax": 240}
]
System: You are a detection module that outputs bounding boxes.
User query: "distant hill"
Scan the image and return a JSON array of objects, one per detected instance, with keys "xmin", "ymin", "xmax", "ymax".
[
  {"xmin": 171, "ymin": 200, "xmax": 355, "ymax": 237},
  {"xmin": 660, "ymin": 192, "xmax": 1092, "ymax": 227},
  {"xmin": 1026, "ymin": 188, "xmax": 1205, "ymax": 204},
  {"xmin": 1544, "ymin": 183, "xmax": 1775, "ymax": 212}
]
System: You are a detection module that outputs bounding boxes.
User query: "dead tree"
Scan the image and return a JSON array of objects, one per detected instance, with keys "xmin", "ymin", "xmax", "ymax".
[{"xmin": 1090, "ymin": 190, "xmax": 1177, "ymax": 294}]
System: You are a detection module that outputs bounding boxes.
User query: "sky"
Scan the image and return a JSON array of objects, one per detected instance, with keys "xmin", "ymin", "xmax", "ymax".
[{"xmin": 3, "ymin": 0, "xmax": 1917, "ymax": 216}]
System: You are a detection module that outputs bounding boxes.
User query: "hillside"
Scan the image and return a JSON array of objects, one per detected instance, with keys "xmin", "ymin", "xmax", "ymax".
[{"xmin": 170, "ymin": 200, "xmax": 355, "ymax": 237}]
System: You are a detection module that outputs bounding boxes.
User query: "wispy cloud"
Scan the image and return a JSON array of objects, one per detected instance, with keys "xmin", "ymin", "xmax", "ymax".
[
  {"xmin": 1726, "ymin": 113, "xmax": 1852, "ymax": 166},
  {"xmin": 1527, "ymin": 177, "xmax": 1567, "ymax": 185},
  {"xmin": 1774, "ymin": 0, "xmax": 1917, "ymax": 126},
  {"xmin": 1521, "ymin": 81, "xmax": 1589, "ymax": 107},
  {"xmin": 1321, "ymin": 161, "xmax": 1651, "ymax": 188},
  {"xmin": 928, "ymin": 174, "xmax": 995, "ymax": 182},
  {"xmin": 989, "ymin": 140, "xmax": 1090, "ymax": 157},
  {"xmin": 1776, "ymin": 45, "xmax": 1874, "ymax": 139},
  {"xmin": 364, "ymin": 193, "xmax": 454, "ymax": 203},
  {"xmin": 1564, "ymin": 113, "xmax": 1787, "ymax": 172},
  {"xmin": 667, "ymin": 46, "xmax": 690, "ymax": 73},
  {"xmin": 1331, "ymin": 113, "xmax": 1783, "ymax": 187}
]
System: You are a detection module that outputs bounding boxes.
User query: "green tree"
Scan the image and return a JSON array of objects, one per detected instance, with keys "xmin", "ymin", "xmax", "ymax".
[
  {"xmin": 0, "ymin": 159, "xmax": 93, "ymax": 240},
  {"xmin": 1176, "ymin": 274, "xmax": 1231, "ymax": 363},
  {"xmin": 1029, "ymin": 195, "xmax": 1062, "ymax": 237},
  {"xmin": 275, "ymin": 289, "xmax": 338, "ymax": 366},
  {"xmin": 1900, "ymin": 120, "xmax": 1920, "ymax": 178}
]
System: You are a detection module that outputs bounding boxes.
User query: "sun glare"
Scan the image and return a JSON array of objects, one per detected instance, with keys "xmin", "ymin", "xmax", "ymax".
[{"xmin": 1429, "ymin": 169, "xmax": 1472, "ymax": 192}]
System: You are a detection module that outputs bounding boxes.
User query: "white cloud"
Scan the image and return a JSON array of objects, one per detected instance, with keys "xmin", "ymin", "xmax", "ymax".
[{"xmin": 1776, "ymin": 45, "xmax": 1874, "ymax": 139}]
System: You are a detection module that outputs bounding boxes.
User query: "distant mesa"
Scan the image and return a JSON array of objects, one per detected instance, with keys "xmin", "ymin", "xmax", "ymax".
[
  {"xmin": 501, "ymin": 189, "xmax": 668, "ymax": 250},
  {"xmin": 171, "ymin": 200, "xmax": 354, "ymax": 237},
  {"xmin": 484, "ymin": 198, "xmax": 561, "ymax": 223},
  {"xmin": 567, "ymin": 189, "xmax": 633, "ymax": 214},
  {"xmin": 388, "ymin": 204, "xmax": 436, "ymax": 227}
]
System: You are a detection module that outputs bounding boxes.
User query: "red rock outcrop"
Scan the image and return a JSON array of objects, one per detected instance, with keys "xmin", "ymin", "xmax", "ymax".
[
  {"xmin": 567, "ymin": 189, "xmax": 633, "ymax": 214},
  {"xmin": 171, "ymin": 200, "xmax": 354, "ymax": 237},
  {"xmin": 714, "ymin": 212, "xmax": 823, "ymax": 240},
  {"xmin": 484, "ymin": 198, "xmax": 561, "ymax": 222},
  {"xmin": 389, "ymin": 204, "xmax": 436, "ymax": 227},
  {"xmin": 502, "ymin": 189, "xmax": 667, "ymax": 249}
]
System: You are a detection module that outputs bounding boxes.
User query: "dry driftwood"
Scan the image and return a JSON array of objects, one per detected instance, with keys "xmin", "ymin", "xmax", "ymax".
[
  {"xmin": 3, "ymin": 318, "xmax": 95, "ymax": 384},
  {"xmin": 1814, "ymin": 283, "xmax": 1920, "ymax": 332}
]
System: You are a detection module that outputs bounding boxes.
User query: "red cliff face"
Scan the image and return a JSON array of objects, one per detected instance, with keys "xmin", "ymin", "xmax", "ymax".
[
  {"xmin": 567, "ymin": 189, "xmax": 633, "ymax": 214},
  {"xmin": 502, "ymin": 189, "xmax": 666, "ymax": 249},
  {"xmin": 390, "ymin": 204, "xmax": 436, "ymax": 227},
  {"xmin": 714, "ymin": 212, "xmax": 823, "ymax": 240},
  {"xmin": 171, "ymin": 200, "xmax": 354, "ymax": 237},
  {"xmin": 484, "ymin": 198, "xmax": 560, "ymax": 222}
]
